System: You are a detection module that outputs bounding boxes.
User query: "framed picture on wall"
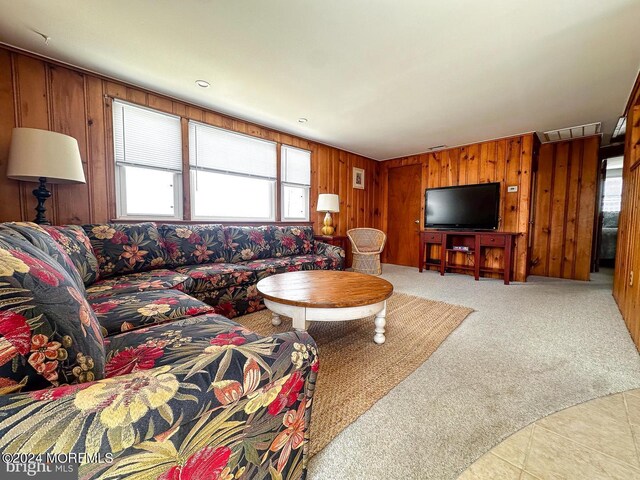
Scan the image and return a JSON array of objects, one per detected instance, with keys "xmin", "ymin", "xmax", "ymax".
[{"xmin": 353, "ymin": 167, "xmax": 365, "ymax": 189}]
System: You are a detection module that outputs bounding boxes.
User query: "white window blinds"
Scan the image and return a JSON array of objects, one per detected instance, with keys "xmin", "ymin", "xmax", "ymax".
[
  {"xmin": 189, "ymin": 121, "xmax": 277, "ymax": 179},
  {"xmin": 112, "ymin": 100, "xmax": 182, "ymax": 172},
  {"xmin": 281, "ymin": 145, "xmax": 311, "ymax": 185}
]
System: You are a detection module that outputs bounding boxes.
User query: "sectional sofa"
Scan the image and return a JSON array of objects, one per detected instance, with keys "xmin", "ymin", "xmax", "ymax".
[{"xmin": 0, "ymin": 221, "xmax": 344, "ymax": 479}]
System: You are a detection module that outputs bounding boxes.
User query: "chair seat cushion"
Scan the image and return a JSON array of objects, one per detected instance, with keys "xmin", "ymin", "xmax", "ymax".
[
  {"xmin": 103, "ymin": 314, "xmax": 259, "ymax": 378},
  {"xmin": 355, "ymin": 246, "xmax": 380, "ymax": 253},
  {"xmin": 89, "ymin": 289, "xmax": 215, "ymax": 337},
  {"xmin": 174, "ymin": 263, "xmax": 256, "ymax": 293},
  {"xmin": 86, "ymin": 269, "xmax": 190, "ymax": 299}
]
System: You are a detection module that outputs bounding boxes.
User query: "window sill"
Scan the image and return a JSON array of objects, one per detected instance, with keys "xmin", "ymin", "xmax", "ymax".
[{"xmin": 110, "ymin": 219, "xmax": 313, "ymax": 226}]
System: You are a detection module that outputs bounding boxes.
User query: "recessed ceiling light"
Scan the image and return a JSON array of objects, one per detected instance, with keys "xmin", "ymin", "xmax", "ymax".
[
  {"xmin": 195, "ymin": 80, "xmax": 210, "ymax": 88},
  {"xmin": 298, "ymin": 118, "xmax": 308, "ymax": 123}
]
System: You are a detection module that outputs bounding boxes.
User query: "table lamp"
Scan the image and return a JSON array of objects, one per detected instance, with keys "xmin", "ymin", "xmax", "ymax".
[
  {"xmin": 7, "ymin": 128, "xmax": 86, "ymax": 225},
  {"xmin": 317, "ymin": 193, "xmax": 340, "ymax": 235}
]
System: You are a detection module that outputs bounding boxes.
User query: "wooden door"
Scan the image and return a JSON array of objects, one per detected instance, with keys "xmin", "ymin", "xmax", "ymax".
[{"xmin": 386, "ymin": 164, "xmax": 423, "ymax": 266}]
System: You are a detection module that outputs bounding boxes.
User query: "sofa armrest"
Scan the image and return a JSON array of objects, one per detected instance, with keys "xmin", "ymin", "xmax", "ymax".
[
  {"xmin": 0, "ymin": 330, "xmax": 318, "ymax": 477},
  {"xmin": 315, "ymin": 241, "xmax": 346, "ymax": 270}
]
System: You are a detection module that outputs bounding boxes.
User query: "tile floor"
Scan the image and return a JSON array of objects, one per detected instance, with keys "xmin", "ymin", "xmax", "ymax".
[{"xmin": 458, "ymin": 389, "xmax": 640, "ymax": 479}]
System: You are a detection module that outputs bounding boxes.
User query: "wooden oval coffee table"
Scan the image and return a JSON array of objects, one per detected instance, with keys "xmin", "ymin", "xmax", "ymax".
[{"xmin": 256, "ymin": 270, "xmax": 394, "ymax": 344}]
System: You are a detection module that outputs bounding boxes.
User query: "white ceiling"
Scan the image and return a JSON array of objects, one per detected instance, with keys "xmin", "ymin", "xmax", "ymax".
[{"xmin": 0, "ymin": 0, "xmax": 639, "ymax": 160}]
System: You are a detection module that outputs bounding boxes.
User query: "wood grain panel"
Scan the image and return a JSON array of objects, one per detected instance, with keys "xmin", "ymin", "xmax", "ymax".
[
  {"xmin": 0, "ymin": 49, "xmax": 19, "ymax": 222},
  {"xmin": 13, "ymin": 54, "xmax": 50, "ymax": 222},
  {"xmin": 0, "ymin": 46, "xmax": 380, "ymax": 242},
  {"xmin": 85, "ymin": 76, "xmax": 109, "ymax": 223},
  {"xmin": 530, "ymin": 136, "xmax": 600, "ymax": 281},
  {"xmin": 613, "ymin": 72, "xmax": 640, "ymax": 350},
  {"xmin": 379, "ymin": 134, "xmax": 534, "ymax": 282},
  {"xmin": 49, "ymin": 65, "xmax": 90, "ymax": 224}
]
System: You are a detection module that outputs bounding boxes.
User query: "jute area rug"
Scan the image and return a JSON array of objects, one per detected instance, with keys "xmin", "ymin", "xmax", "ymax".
[{"xmin": 238, "ymin": 292, "xmax": 474, "ymax": 457}]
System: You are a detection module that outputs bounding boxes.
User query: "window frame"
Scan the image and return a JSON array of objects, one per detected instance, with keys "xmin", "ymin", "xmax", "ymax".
[
  {"xmin": 109, "ymin": 100, "xmax": 313, "ymax": 224},
  {"xmin": 116, "ymin": 165, "xmax": 184, "ymax": 221},
  {"xmin": 112, "ymin": 100, "xmax": 183, "ymax": 221},
  {"xmin": 188, "ymin": 120, "xmax": 279, "ymax": 222},
  {"xmin": 280, "ymin": 145, "xmax": 311, "ymax": 222}
]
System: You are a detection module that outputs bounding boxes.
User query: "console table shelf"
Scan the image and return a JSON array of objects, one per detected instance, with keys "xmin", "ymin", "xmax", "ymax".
[{"xmin": 418, "ymin": 230, "xmax": 517, "ymax": 284}]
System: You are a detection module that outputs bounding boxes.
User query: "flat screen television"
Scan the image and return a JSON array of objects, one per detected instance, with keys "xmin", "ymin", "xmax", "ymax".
[{"xmin": 425, "ymin": 182, "xmax": 500, "ymax": 230}]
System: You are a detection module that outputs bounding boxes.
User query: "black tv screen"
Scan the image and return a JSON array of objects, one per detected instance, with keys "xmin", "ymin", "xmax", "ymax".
[{"xmin": 425, "ymin": 183, "xmax": 500, "ymax": 230}]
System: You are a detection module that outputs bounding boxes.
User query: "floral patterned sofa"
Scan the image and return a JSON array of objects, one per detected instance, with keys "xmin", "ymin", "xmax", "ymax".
[{"xmin": 0, "ymin": 221, "xmax": 342, "ymax": 479}]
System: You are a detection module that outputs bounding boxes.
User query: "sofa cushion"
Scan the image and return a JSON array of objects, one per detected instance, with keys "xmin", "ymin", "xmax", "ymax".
[
  {"xmin": 83, "ymin": 222, "xmax": 167, "ymax": 278},
  {"xmin": 4, "ymin": 222, "xmax": 86, "ymax": 293},
  {"xmin": 0, "ymin": 224, "xmax": 29, "ymax": 241},
  {"xmin": 158, "ymin": 223, "xmax": 226, "ymax": 267},
  {"xmin": 190, "ymin": 284, "xmax": 263, "ymax": 319},
  {"xmin": 271, "ymin": 225, "xmax": 315, "ymax": 257},
  {"xmin": 174, "ymin": 263, "xmax": 256, "ymax": 293},
  {"xmin": 603, "ymin": 211, "xmax": 619, "ymax": 228},
  {"xmin": 89, "ymin": 289, "xmax": 215, "ymax": 337},
  {"xmin": 222, "ymin": 225, "xmax": 315, "ymax": 263},
  {"xmin": 43, "ymin": 225, "xmax": 100, "ymax": 287},
  {"xmin": 86, "ymin": 269, "xmax": 190, "ymax": 299},
  {"xmin": 238, "ymin": 254, "xmax": 335, "ymax": 280},
  {"xmin": 222, "ymin": 225, "xmax": 274, "ymax": 262},
  {"xmin": 0, "ymin": 237, "xmax": 105, "ymax": 393},
  {"xmin": 103, "ymin": 314, "xmax": 257, "ymax": 377}
]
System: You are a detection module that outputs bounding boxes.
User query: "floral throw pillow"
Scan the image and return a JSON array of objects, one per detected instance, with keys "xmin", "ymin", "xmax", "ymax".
[
  {"xmin": 43, "ymin": 225, "xmax": 100, "ymax": 287},
  {"xmin": 159, "ymin": 224, "xmax": 226, "ymax": 267},
  {"xmin": 0, "ymin": 236, "xmax": 105, "ymax": 393},
  {"xmin": 83, "ymin": 223, "xmax": 167, "ymax": 278}
]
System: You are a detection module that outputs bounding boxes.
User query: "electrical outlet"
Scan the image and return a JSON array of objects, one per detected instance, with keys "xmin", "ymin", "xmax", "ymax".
[
  {"xmin": 630, "ymin": 270, "xmax": 634, "ymax": 287},
  {"xmin": 507, "ymin": 186, "xmax": 518, "ymax": 193}
]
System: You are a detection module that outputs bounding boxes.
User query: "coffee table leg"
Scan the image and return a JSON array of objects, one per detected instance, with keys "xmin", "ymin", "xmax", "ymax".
[
  {"xmin": 292, "ymin": 309, "xmax": 309, "ymax": 331},
  {"xmin": 374, "ymin": 301, "xmax": 387, "ymax": 345},
  {"xmin": 271, "ymin": 312, "xmax": 282, "ymax": 326}
]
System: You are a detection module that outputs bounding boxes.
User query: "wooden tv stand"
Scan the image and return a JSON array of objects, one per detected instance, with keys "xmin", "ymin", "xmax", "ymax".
[{"xmin": 418, "ymin": 230, "xmax": 517, "ymax": 285}]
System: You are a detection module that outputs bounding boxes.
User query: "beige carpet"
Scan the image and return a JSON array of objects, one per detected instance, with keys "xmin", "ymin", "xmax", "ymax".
[{"xmin": 238, "ymin": 292, "xmax": 473, "ymax": 457}]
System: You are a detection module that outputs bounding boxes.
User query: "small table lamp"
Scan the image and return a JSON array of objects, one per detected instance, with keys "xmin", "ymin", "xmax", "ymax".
[
  {"xmin": 317, "ymin": 193, "xmax": 340, "ymax": 236},
  {"xmin": 7, "ymin": 128, "xmax": 86, "ymax": 225}
]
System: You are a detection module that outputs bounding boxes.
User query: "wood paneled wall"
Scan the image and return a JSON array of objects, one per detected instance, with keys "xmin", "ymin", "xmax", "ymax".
[
  {"xmin": 614, "ymin": 73, "xmax": 640, "ymax": 349},
  {"xmin": 529, "ymin": 136, "xmax": 600, "ymax": 281},
  {"xmin": 379, "ymin": 134, "xmax": 534, "ymax": 282},
  {"xmin": 0, "ymin": 47, "xmax": 380, "ymax": 236}
]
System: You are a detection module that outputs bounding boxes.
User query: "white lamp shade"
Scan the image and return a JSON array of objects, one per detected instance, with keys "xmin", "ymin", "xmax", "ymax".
[
  {"xmin": 317, "ymin": 193, "xmax": 340, "ymax": 213},
  {"xmin": 7, "ymin": 128, "xmax": 86, "ymax": 184}
]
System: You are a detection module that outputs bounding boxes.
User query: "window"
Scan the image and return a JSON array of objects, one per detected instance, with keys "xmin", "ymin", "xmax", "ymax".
[
  {"xmin": 113, "ymin": 100, "xmax": 182, "ymax": 219},
  {"xmin": 603, "ymin": 175, "xmax": 622, "ymax": 212},
  {"xmin": 281, "ymin": 145, "xmax": 311, "ymax": 221},
  {"xmin": 189, "ymin": 121, "xmax": 277, "ymax": 221},
  {"xmin": 111, "ymin": 102, "xmax": 313, "ymax": 222}
]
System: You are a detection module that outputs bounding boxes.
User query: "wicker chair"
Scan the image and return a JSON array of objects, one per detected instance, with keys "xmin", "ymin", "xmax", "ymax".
[{"xmin": 347, "ymin": 228, "xmax": 387, "ymax": 275}]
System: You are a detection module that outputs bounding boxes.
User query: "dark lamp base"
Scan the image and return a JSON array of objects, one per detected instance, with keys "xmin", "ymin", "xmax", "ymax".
[{"xmin": 32, "ymin": 177, "xmax": 51, "ymax": 225}]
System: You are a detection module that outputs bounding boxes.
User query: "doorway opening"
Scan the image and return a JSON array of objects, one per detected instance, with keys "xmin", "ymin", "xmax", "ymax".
[{"xmin": 599, "ymin": 156, "xmax": 623, "ymax": 268}]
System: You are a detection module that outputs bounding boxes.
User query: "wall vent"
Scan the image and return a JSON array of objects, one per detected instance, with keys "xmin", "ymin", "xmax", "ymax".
[
  {"xmin": 611, "ymin": 116, "xmax": 626, "ymax": 140},
  {"xmin": 541, "ymin": 122, "xmax": 601, "ymax": 143}
]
